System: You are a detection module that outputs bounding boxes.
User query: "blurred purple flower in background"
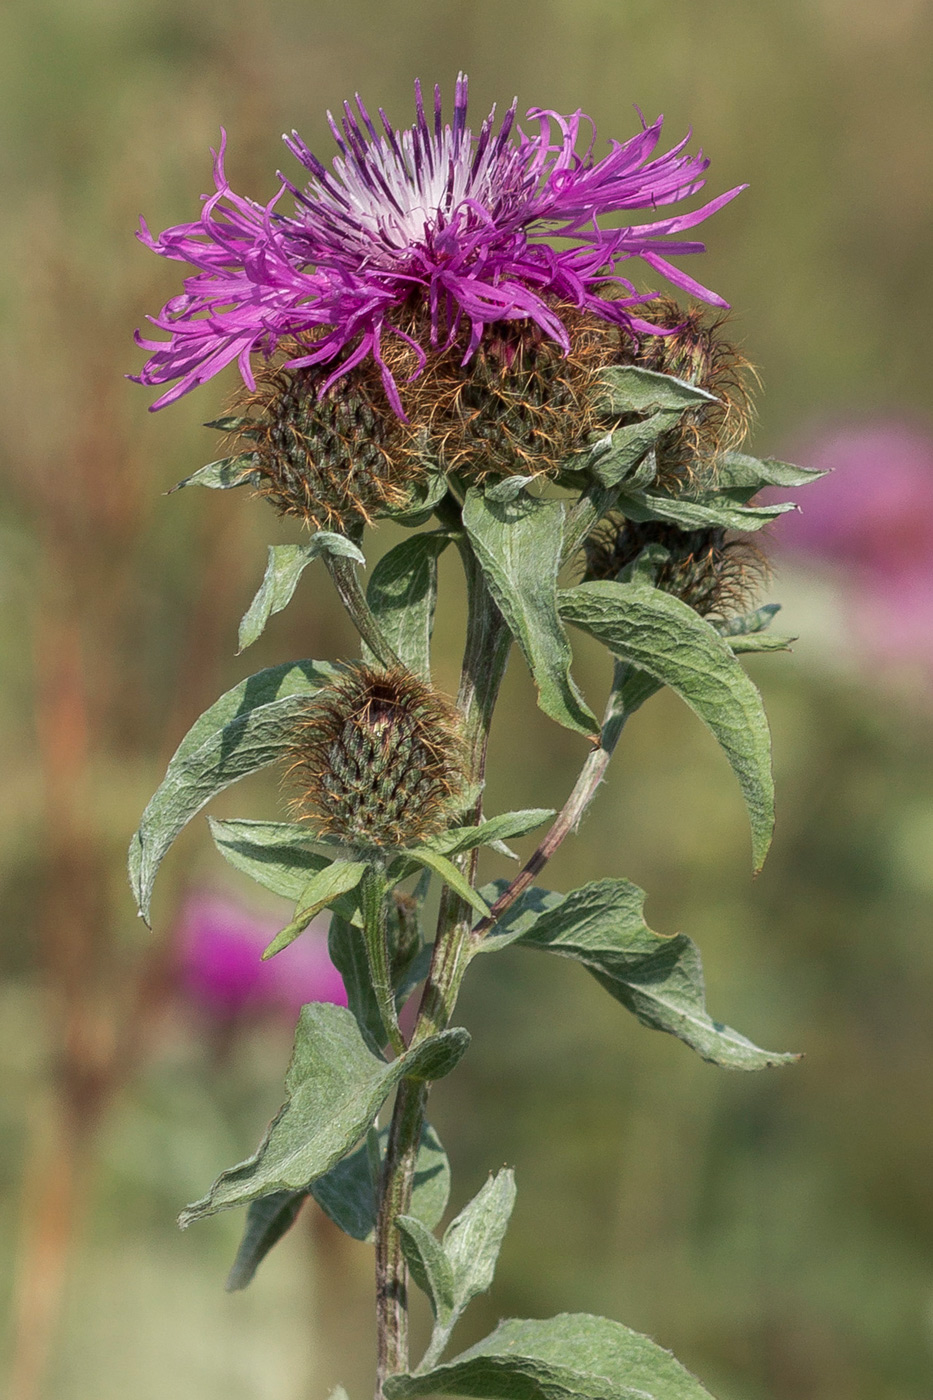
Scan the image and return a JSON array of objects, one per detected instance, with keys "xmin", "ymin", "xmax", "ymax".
[
  {"xmin": 134, "ymin": 74, "xmax": 742, "ymax": 414},
  {"xmin": 773, "ymin": 418, "xmax": 933, "ymax": 675},
  {"xmin": 177, "ymin": 891, "xmax": 346, "ymax": 1020}
]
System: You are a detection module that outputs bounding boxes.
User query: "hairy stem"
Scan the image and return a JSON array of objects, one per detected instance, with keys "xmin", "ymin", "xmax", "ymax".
[
  {"xmin": 472, "ymin": 659, "xmax": 636, "ymax": 938},
  {"xmin": 324, "ymin": 554, "xmax": 403, "ymax": 669},
  {"xmin": 373, "ymin": 535, "xmax": 511, "ymax": 1397},
  {"xmin": 361, "ymin": 860, "xmax": 406, "ymax": 1058}
]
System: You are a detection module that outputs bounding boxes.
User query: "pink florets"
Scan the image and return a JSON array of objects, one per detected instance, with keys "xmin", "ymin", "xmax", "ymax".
[{"xmin": 133, "ymin": 75, "xmax": 744, "ymax": 415}]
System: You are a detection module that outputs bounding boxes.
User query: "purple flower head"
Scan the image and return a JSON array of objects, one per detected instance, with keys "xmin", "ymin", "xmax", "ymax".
[
  {"xmin": 133, "ymin": 76, "xmax": 744, "ymax": 416},
  {"xmin": 178, "ymin": 891, "xmax": 347, "ymax": 1020}
]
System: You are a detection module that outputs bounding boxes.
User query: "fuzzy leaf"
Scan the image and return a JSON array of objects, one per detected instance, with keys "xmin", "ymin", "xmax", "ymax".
[
  {"xmin": 225, "ymin": 1191, "xmax": 306, "ymax": 1292},
  {"xmin": 463, "ymin": 489, "xmax": 598, "ymax": 738},
  {"xmin": 716, "ymin": 451, "xmax": 827, "ymax": 492},
  {"xmin": 480, "ymin": 878, "xmax": 797, "ymax": 1070},
  {"xmin": 364, "ymin": 534, "xmax": 449, "ymax": 680},
  {"xmin": 170, "ymin": 453, "xmax": 259, "ymax": 491},
  {"xmin": 560, "ymin": 580, "xmax": 774, "ymax": 870},
  {"xmin": 615, "ymin": 486, "xmax": 793, "ymax": 532},
  {"xmin": 328, "ymin": 912, "xmax": 390, "ymax": 1053},
  {"xmin": 312, "ymin": 1123, "xmax": 450, "ymax": 1242},
  {"xmin": 428, "ymin": 809, "xmax": 555, "ymax": 857},
  {"xmin": 593, "ymin": 364, "xmax": 718, "ymax": 415},
  {"xmin": 388, "ymin": 471, "xmax": 450, "ymax": 526},
  {"xmin": 387, "ymin": 1313, "xmax": 717, "ymax": 1399},
  {"xmin": 129, "ymin": 660, "xmax": 337, "ymax": 922},
  {"xmin": 577, "ymin": 414, "xmax": 679, "ymax": 489},
  {"xmin": 179, "ymin": 1004, "xmax": 469, "ymax": 1226},
  {"xmin": 209, "ymin": 818, "xmax": 335, "ymax": 900},
  {"xmin": 238, "ymin": 535, "xmax": 365, "ymax": 652},
  {"xmin": 484, "ymin": 475, "xmax": 538, "ymax": 503},
  {"xmin": 727, "ymin": 633, "xmax": 794, "ymax": 655},
  {"xmin": 404, "ymin": 847, "xmax": 492, "ymax": 917},
  {"xmin": 397, "ymin": 1215, "xmax": 456, "ymax": 1317},
  {"xmin": 261, "ymin": 862, "xmax": 368, "ymax": 959}
]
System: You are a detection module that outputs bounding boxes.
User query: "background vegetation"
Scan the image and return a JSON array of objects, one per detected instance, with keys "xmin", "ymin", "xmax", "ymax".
[{"xmin": 1, "ymin": 2, "xmax": 932, "ymax": 1398}]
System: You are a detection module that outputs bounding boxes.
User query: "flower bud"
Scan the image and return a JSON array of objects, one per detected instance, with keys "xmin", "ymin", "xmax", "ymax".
[
  {"xmin": 584, "ymin": 518, "xmax": 766, "ymax": 621},
  {"xmin": 285, "ymin": 664, "xmax": 466, "ymax": 849}
]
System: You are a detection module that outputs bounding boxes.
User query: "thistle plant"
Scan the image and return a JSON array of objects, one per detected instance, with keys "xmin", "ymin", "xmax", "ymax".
[{"xmin": 131, "ymin": 77, "xmax": 822, "ymax": 1400}]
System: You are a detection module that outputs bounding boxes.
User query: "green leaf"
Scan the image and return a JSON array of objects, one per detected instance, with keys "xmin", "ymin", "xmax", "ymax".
[
  {"xmin": 559, "ymin": 580, "xmax": 774, "ymax": 870},
  {"xmin": 716, "ymin": 451, "xmax": 827, "ymax": 492},
  {"xmin": 397, "ymin": 1215, "xmax": 456, "ymax": 1317},
  {"xmin": 170, "ymin": 453, "xmax": 259, "ymax": 492},
  {"xmin": 717, "ymin": 602, "xmax": 782, "ymax": 636},
  {"xmin": 463, "ymin": 489, "xmax": 598, "ymax": 738},
  {"xmin": 615, "ymin": 485, "xmax": 793, "ymax": 532},
  {"xmin": 328, "ymin": 913, "xmax": 389, "ymax": 1053},
  {"xmin": 484, "ymin": 475, "xmax": 538, "ymax": 503},
  {"xmin": 179, "ymin": 1004, "xmax": 469, "ymax": 1226},
  {"xmin": 311, "ymin": 1123, "xmax": 450, "ymax": 1242},
  {"xmin": 593, "ymin": 364, "xmax": 718, "ymax": 415},
  {"xmin": 261, "ymin": 862, "xmax": 368, "ymax": 959},
  {"xmin": 479, "ymin": 878, "xmax": 797, "ymax": 1070},
  {"xmin": 404, "ymin": 847, "xmax": 492, "ymax": 918},
  {"xmin": 476, "ymin": 883, "xmax": 566, "ymax": 952},
  {"xmin": 428, "ymin": 809, "xmax": 554, "ymax": 858},
  {"xmin": 726, "ymin": 633, "xmax": 795, "ymax": 655},
  {"xmin": 238, "ymin": 534, "xmax": 366, "ymax": 652},
  {"xmin": 386, "ymin": 1313, "xmax": 717, "ymax": 1399},
  {"xmin": 574, "ymin": 415, "xmax": 679, "ymax": 489},
  {"xmin": 209, "ymin": 818, "xmax": 335, "ymax": 901},
  {"xmin": 129, "ymin": 659, "xmax": 338, "ymax": 922},
  {"xmin": 363, "ymin": 534, "xmax": 449, "ymax": 680},
  {"xmin": 225, "ymin": 1190, "xmax": 306, "ymax": 1292},
  {"xmin": 387, "ymin": 470, "xmax": 450, "ymax": 526}
]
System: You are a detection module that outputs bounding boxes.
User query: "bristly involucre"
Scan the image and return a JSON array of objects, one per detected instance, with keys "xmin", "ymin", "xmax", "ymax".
[
  {"xmin": 133, "ymin": 74, "xmax": 744, "ymax": 416},
  {"xmin": 285, "ymin": 665, "xmax": 466, "ymax": 849}
]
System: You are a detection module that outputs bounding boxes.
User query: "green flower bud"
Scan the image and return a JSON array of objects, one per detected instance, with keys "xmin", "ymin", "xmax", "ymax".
[{"xmin": 285, "ymin": 664, "xmax": 466, "ymax": 849}]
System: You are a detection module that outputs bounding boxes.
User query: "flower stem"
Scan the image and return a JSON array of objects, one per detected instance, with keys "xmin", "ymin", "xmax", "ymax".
[
  {"xmin": 324, "ymin": 554, "xmax": 403, "ymax": 669},
  {"xmin": 373, "ymin": 532, "xmax": 511, "ymax": 1398},
  {"xmin": 360, "ymin": 859, "xmax": 407, "ymax": 1058}
]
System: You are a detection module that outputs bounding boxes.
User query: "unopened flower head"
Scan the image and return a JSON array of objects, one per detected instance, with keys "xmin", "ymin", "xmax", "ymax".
[
  {"xmin": 133, "ymin": 76, "xmax": 743, "ymax": 419},
  {"xmin": 584, "ymin": 518, "xmax": 766, "ymax": 621},
  {"xmin": 285, "ymin": 664, "xmax": 466, "ymax": 849}
]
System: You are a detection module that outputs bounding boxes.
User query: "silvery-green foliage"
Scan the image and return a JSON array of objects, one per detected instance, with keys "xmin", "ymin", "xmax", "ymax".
[
  {"xmin": 238, "ymin": 533, "xmax": 366, "ymax": 652},
  {"xmin": 179, "ymin": 1004, "xmax": 469, "ymax": 1226},
  {"xmin": 363, "ymin": 533, "xmax": 449, "ymax": 679}
]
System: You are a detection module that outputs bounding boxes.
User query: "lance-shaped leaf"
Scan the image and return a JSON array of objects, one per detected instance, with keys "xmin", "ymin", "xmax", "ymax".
[
  {"xmin": 363, "ymin": 534, "xmax": 449, "ymax": 679},
  {"xmin": 238, "ymin": 534, "xmax": 366, "ymax": 652},
  {"xmin": 463, "ymin": 489, "xmax": 597, "ymax": 738},
  {"xmin": 403, "ymin": 846, "xmax": 492, "ymax": 918},
  {"xmin": 560, "ymin": 580, "xmax": 774, "ymax": 870},
  {"xmin": 717, "ymin": 603, "xmax": 795, "ymax": 655},
  {"xmin": 401, "ymin": 1169, "xmax": 517, "ymax": 1369},
  {"xmin": 578, "ymin": 417, "xmax": 675, "ymax": 489},
  {"xmin": 129, "ymin": 660, "xmax": 338, "ymax": 922},
  {"xmin": 385, "ymin": 1313, "xmax": 717, "ymax": 1400},
  {"xmin": 615, "ymin": 485, "xmax": 793, "ymax": 532},
  {"xmin": 716, "ymin": 451, "xmax": 827, "ymax": 495},
  {"xmin": 593, "ymin": 363, "xmax": 718, "ymax": 416},
  {"xmin": 478, "ymin": 878, "xmax": 796, "ymax": 1071},
  {"xmin": 169, "ymin": 452, "xmax": 259, "ymax": 492},
  {"xmin": 225, "ymin": 1190, "xmax": 306, "ymax": 1292},
  {"xmin": 312, "ymin": 1122, "xmax": 450, "ymax": 1243},
  {"xmin": 427, "ymin": 809, "xmax": 554, "ymax": 858},
  {"xmin": 179, "ymin": 1003, "xmax": 470, "ymax": 1226},
  {"xmin": 261, "ymin": 861, "xmax": 368, "ymax": 959},
  {"xmin": 209, "ymin": 818, "xmax": 336, "ymax": 901}
]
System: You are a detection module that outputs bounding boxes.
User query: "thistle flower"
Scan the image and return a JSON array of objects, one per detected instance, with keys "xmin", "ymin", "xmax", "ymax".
[
  {"xmin": 584, "ymin": 517, "xmax": 766, "ymax": 621},
  {"xmin": 285, "ymin": 664, "xmax": 465, "ymax": 849},
  {"xmin": 133, "ymin": 75, "xmax": 743, "ymax": 418}
]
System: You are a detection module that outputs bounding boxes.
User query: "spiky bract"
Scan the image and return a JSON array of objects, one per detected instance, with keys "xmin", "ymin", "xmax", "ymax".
[
  {"xmin": 285, "ymin": 665, "xmax": 465, "ymax": 849},
  {"xmin": 231, "ymin": 351, "xmax": 424, "ymax": 531},
  {"xmin": 635, "ymin": 298, "xmax": 754, "ymax": 490},
  {"xmin": 584, "ymin": 518, "xmax": 767, "ymax": 621}
]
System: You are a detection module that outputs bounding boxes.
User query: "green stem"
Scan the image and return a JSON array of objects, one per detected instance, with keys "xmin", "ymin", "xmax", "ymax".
[
  {"xmin": 324, "ymin": 554, "xmax": 403, "ymax": 669},
  {"xmin": 360, "ymin": 859, "xmax": 406, "ymax": 1058},
  {"xmin": 373, "ymin": 533, "xmax": 511, "ymax": 1398}
]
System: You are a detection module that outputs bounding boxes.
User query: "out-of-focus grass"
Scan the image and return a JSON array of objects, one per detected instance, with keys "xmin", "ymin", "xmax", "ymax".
[{"xmin": 1, "ymin": 2, "xmax": 932, "ymax": 1398}]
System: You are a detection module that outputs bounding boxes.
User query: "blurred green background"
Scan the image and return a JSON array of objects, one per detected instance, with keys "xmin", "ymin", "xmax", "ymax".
[{"xmin": 2, "ymin": 2, "xmax": 932, "ymax": 1398}]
